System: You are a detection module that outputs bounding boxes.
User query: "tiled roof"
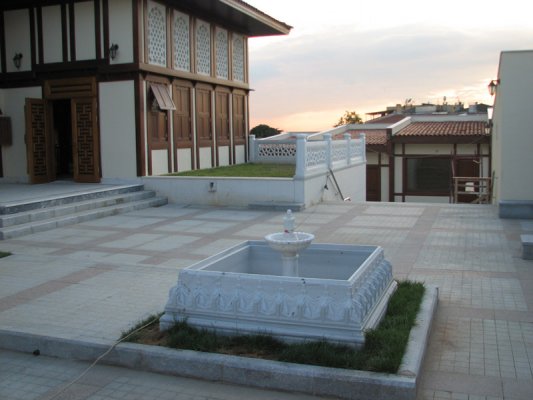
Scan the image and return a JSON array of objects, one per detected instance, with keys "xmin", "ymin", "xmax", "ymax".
[
  {"xmin": 395, "ymin": 121, "xmax": 488, "ymax": 137},
  {"xmin": 334, "ymin": 130, "xmax": 388, "ymax": 145}
]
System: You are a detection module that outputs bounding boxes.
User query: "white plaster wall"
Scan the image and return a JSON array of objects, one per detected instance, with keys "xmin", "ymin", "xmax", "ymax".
[
  {"xmin": 404, "ymin": 144, "xmax": 453, "ymax": 155},
  {"xmin": 493, "ymin": 50, "xmax": 533, "ymax": 202},
  {"xmin": 109, "ymin": 0, "xmax": 134, "ymax": 64},
  {"xmin": 4, "ymin": 9, "xmax": 31, "ymax": 72},
  {"xmin": 404, "ymin": 196, "xmax": 449, "ymax": 204},
  {"xmin": 394, "ymin": 155, "xmax": 403, "ymax": 193},
  {"xmin": 151, "ymin": 150, "xmax": 169, "ymax": 175},
  {"xmin": 99, "ymin": 81, "xmax": 137, "ymax": 179},
  {"xmin": 381, "ymin": 166, "xmax": 389, "ymax": 202},
  {"xmin": 199, "ymin": 147, "xmax": 212, "ymax": 169},
  {"xmin": 319, "ymin": 162, "xmax": 366, "ymax": 203},
  {"xmin": 0, "ymin": 87, "xmax": 42, "ymax": 182},
  {"xmin": 456, "ymin": 144, "xmax": 478, "ymax": 155},
  {"xmin": 74, "ymin": 1, "xmax": 96, "ymax": 60},
  {"xmin": 177, "ymin": 148, "xmax": 192, "ymax": 172},
  {"xmin": 143, "ymin": 176, "xmax": 297, "ymax": 207},
  {"xmin": 218, "ymin": 146, "xmax": 230, "ymax": 166},
  {"xmin": 42, "ymin": 6, "xmax": 63, "ymax": 64},
  {"xmin": 235, "ymin": 145, "xmax": 245, "ymax": 164}
]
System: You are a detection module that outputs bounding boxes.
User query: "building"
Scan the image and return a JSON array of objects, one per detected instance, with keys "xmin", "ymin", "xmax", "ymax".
[
  {"xmin": 0, "ymin": 0, "xmax": 291, "ymax": 184},
  {"xmin": 333, "ymin": 113, "xmax": 491, "ymax": 203},
  {"xmin": 490, "ymin": 50, "xmax": 533, "ymax": 218}
]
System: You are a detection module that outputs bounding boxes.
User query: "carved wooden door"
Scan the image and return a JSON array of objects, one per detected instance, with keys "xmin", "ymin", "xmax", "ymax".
[
  {"xmin": 215, "ymin": 90, "xmax": 230, "ymax": 166},
  {"xmin": 25, "ymin": 98, "xmax": 53, "ymax": 183},
  {"xmin": 232, "ymin": 93, "xmax": 245, "ymax": 163},
  {"xmin": 71, "ymin": 98, "xmax": 100, "ymax": 183}
]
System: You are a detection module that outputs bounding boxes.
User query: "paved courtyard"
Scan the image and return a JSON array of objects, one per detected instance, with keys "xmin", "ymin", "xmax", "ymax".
[{"xmin": 0, "ymin": 199, "xmax": 532, "ymax": 399}]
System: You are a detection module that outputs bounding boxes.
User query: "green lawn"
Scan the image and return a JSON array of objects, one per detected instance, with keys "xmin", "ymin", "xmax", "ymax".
[
  {"xmin": 0, "ymin": 251, "xmax": 11, "ymax": 258},
  {"xmin": 122, "ymin": 281, "xmax": 425, "ymax": 373},
  {"xmin": 165, "ymin": 163, "xmax": 295, "ymax": 178}
]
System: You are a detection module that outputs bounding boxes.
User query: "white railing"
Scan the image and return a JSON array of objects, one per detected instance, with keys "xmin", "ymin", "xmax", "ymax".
[
  {"xmin": 250, "ymin": 139, "xmax": 296, "ymax": 163},
  {"xmin": 249, "ymin": 130, "xmax": 365, "ymax": 178}
]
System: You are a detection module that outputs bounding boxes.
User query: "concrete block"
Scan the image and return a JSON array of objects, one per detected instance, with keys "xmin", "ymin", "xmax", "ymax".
[
  {"xmin": 499, "ymin": 200, "xmax": 533, "ymax": 219},
  {"xmin": 521, "ymin": 235, "xmax": 533, "ymax": 260}
]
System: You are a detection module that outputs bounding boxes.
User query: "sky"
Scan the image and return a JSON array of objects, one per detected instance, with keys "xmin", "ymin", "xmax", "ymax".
[{"xmin": 245, "ymin": 0, "xmax": 533, "ymax": 131}]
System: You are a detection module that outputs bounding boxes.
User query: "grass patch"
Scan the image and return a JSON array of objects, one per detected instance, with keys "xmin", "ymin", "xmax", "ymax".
[
  {"xmin": 165, "ymin": 163, "xmax": 295, "ymax": 178},
  {"xmin": 0, "ymin": 251, "xmax": 11, "ymax": 259},
  {"xmin": 123, "ymin": 281, "xmax": 425, "ymax": 373}
]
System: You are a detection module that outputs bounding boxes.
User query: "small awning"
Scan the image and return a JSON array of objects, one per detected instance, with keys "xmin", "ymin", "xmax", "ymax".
[{"xmin": 150, "ymin": 83, "xmax": 176, "ymax": 110}]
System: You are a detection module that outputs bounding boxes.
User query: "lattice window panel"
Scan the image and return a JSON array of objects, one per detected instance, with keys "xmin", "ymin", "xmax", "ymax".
[
  {"xmin": 257, "ymin": 143, "xmax": 296, "ymax": 159},
  {"xmin": 215, "ymin": 28, "xmax": 228, "ymax": 79},
  {"xmin": 305, "ymin": 142, "xmax": 327, "ymax": 168},
  {"xmin": 173, "ymin": 10, "xmax": 190, "ymax": 71},
  {"xmin": 196, "ymin": 20, "xmax": 211, "ymax": 75},
  {"xmin": 232, "ymin": 35, "xmax": 244, "ymax": 82},
  {"xmin": 29, "ymin": 102, "xmax": 47, "ymax": 178},
  {"xmin": 147, "ymin": 2, "xmax": 167, "ymax": 66},
  {"xmin": 331, "ymin": 141, "xmax": 347, "ymax": 162},
  {"xmin": 75, "ymin": 102, "xmax": 95, "ymax": 176},
  {"xmin": 350, "ymin": 140, "xmax": 363, "ymax": 159}
]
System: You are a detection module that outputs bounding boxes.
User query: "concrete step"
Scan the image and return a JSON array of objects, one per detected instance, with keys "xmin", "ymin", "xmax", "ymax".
[
  {"xmin": 0, "ymin": 196, "xmax": 168, "ymax": 240},
  {"xmin": 0, "ymin": 184, "xmax": 144, "ymax": 215},
  {"xmin": 0, "ymin": 190, "xmax": 157, "ymax": 228}
]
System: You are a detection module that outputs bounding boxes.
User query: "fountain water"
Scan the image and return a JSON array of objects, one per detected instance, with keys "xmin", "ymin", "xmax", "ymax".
[
  {"xmin": 264, "ymin": 210, "xmax": 314, "ymax": 277},
  {"xmin": 161, "ymin": 210, "xmax": 396, "ymax": 347}
]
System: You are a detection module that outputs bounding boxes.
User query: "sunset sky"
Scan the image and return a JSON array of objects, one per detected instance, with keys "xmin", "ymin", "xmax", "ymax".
[{"xmin": 245, "ymin": 0, "xmax": 533, "ymax": 131}]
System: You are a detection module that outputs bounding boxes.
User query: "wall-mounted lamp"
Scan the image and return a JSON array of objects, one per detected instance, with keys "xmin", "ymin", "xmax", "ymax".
[
  {"xmin": 485, "ymin": 120, "xmax": 493, "ymax": 135},
  {"xmin": 12, "ymin": 53, "xmax": 23, "ymax": 70},
  {"xmin": 109, "ymin": 43, "xmax": 119, "ymax": 60},
  {"xmin": 488, "ymin": 79, "xmax": 500, "ymax": 96}
]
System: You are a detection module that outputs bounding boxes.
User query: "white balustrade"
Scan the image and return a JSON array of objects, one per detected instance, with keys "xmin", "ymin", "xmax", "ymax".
[{"xmin": 249, "ymin": 127, "xmax": 365, "ymax": 177}]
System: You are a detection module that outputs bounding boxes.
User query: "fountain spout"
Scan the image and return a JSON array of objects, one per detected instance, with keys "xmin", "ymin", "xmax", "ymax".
[
  {"xmin": 265, "ymin": 210, "xmax": 314, "ymax": 277},
  {"xmin": 284, "ymin": 209, "xmax": 295, "ymax": 234}
]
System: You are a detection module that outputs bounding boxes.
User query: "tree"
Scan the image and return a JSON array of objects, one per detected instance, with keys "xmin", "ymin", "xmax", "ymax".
[
  {"xmin": 334, "ymin": 111, "xmax": 362, "ymax": 127},
  {"xmin": 250, "ymin": 124, "xmax": 282, "ymax": 138}
]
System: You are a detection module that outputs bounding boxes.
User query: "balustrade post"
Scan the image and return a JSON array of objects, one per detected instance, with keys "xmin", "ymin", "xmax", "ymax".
[
  {"xmin": 249, "ymin": 134, "xmax": 256, "ymax": 162},
  {"xmin": 344, "ymin": 133, "xmax": 351, "ymax": 165},
  {"xmin": 359, "ymin": 133, "xmax": 366, "ymax": 162},
  {"xmin": 295, "ymin": 134, "xmax": 307, "ymax": 179},
  {"xmin": 324, "ymin": 133, "xmax": 332, "ymax": 169}
]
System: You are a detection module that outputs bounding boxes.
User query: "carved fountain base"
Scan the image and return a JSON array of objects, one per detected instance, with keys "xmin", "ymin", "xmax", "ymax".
[{"xmin": 161, "ymin": 240, "xmax": 396, "ymax": 347}]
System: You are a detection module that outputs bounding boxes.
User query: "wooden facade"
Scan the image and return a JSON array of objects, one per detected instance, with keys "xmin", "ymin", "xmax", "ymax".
[{"xmin": 0, "ymin": 0, "xmax": 290, "ymax": 183}]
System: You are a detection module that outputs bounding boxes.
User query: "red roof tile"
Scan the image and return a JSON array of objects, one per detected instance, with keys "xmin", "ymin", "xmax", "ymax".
[
  {"xmin": 395, "ymin": 121, "xmax": 488, "ymax": 137},
  {"xmin": 334, "ymin": 130, "xmax": 388, "ymax": 145}
]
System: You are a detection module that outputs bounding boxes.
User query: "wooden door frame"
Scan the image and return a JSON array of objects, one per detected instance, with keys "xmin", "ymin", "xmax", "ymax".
[{"xmin": 33, "ymin": 77, "xmax": 101, "ymax": 183}]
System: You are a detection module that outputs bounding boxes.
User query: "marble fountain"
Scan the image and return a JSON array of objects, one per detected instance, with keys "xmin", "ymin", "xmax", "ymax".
[{"xmin": 161, "ymin": 210, "xmax": 396, "ymax": 347}]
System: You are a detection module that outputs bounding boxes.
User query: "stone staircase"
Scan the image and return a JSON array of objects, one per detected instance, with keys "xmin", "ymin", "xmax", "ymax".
[{"xmin": 0, "ymin": 184, "xmax": 167, "ymax": 240}]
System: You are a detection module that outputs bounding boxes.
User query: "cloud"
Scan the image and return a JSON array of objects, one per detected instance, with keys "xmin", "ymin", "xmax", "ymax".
[{"xmin": 249, "ymin": 23, "xmax": 533, "ymax": 130}]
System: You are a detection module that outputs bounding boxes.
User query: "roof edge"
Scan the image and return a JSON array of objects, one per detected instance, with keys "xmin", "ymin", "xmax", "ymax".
[{"xmin": 221, "ymin": 0, "xmax": 292, "ymax": 35}]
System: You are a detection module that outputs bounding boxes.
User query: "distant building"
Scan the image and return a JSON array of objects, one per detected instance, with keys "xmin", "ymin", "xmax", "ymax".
[
  {"xmin": 366, "ymin": 100, "xmax": 490, "ymax": 121},
  {"xmin": 490, "ymin": 50, "xmax": 533, "ymax": 218},
  {"xmin": 0, "ymin": 0, "xmax": 291, "ymax": 183},
  {"xmin": 334, "ymin": 113, "xmax": 491, "ymax": 203}
]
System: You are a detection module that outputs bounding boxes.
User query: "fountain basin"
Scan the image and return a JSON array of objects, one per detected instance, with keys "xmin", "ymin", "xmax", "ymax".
[
  {"xmin": 161, "ymin": 241, "xmax": 396, "ymax": 347},
  {"xmin": 264, "ymin": 231, "xmax": 315, "ymax": 256}
]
